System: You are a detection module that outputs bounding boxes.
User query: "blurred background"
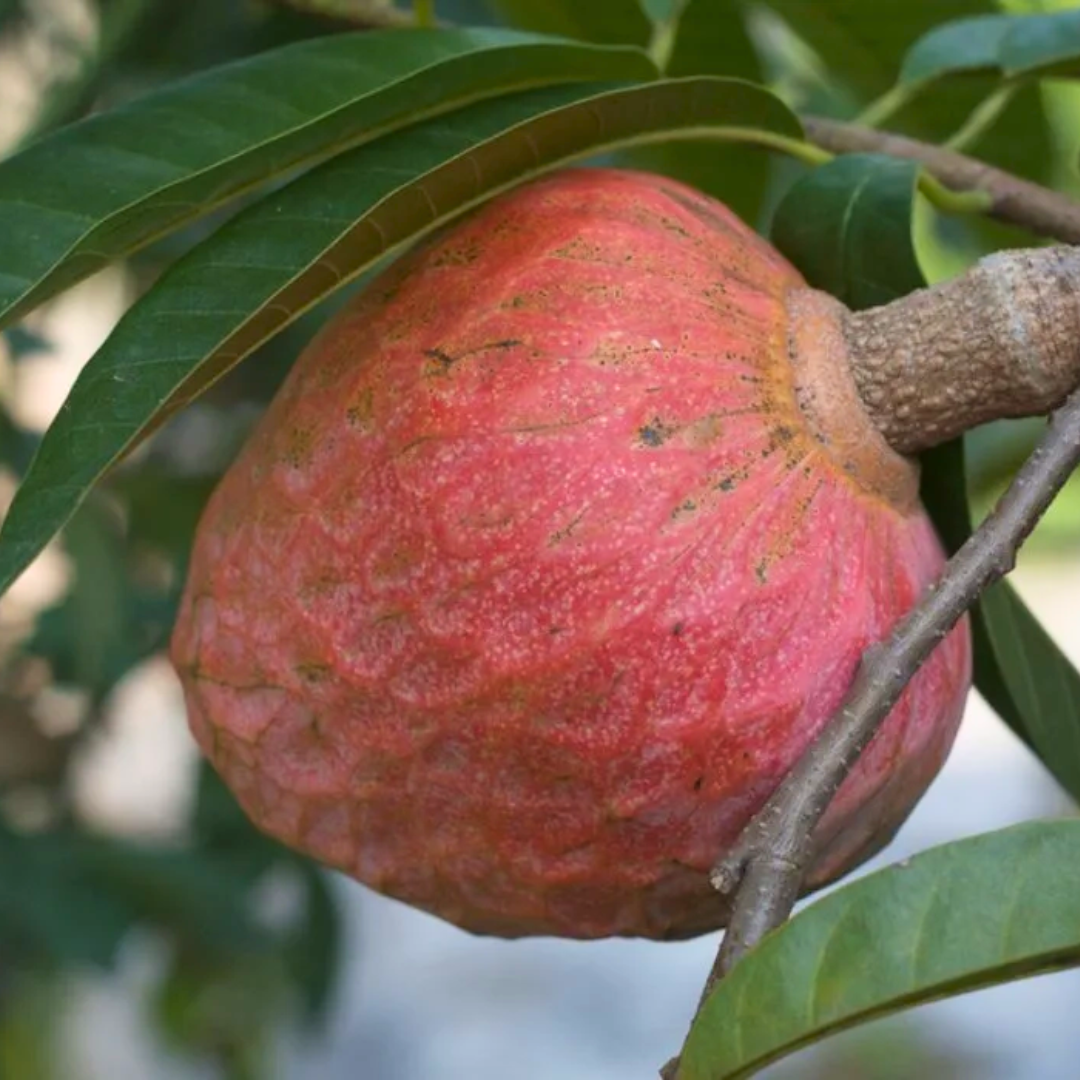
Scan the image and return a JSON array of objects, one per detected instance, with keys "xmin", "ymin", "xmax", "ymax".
[{"xmin": 2, "ymin": 1, "xmax": 1080, "ymax": 1077}]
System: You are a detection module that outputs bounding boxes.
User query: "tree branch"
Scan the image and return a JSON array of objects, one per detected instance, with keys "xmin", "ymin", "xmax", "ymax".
[
  {"xmin": 802, "ymin": 114, "xmax": 1080, "ymax": 246},
  {"xmin": 662, "ymin": 384, "xmax": 1080, "ymax": 1077}
]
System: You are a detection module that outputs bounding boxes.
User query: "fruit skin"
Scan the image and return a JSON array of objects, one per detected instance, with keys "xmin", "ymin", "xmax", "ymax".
[{"xmin": 171, "ymin": 168, "xmax": 972, "ymax": 940}]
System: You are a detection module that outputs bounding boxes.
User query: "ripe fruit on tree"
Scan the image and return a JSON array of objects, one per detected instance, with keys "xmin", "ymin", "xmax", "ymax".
[{"xmin": 179, "ymin": 164, "xmax": 1079, "ymax": 940}]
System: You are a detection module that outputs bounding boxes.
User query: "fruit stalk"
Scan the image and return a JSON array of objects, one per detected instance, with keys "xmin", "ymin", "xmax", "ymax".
[{"xmin": 840, "ymin": 247, "xmax": 1080, "ymax": 454}]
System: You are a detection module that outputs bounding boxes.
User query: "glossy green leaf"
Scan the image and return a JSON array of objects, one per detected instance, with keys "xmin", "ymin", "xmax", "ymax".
[
  {"xmin": 484, "ymin": 0, "xmax": 653, "ymax": 46},
  {"xmin": 901, "ymin": 10, "xmax": 1080, "ymax": 85},
  {"xmin": 0, "ymin": 27, "xmax": 656, "ymax": 329},
  {"xmin": 680, "ymin": 820, "xmax": 1080, "ymax": 1079},
  {"xmin": 0, "ymin": 77, "xmax": 800, "ymax": 599},
  {"xmin": 771, "ymin": 153, "xmax": 1080, "ymax": 803},
  {"xmin": 771, "ymin": 154, "xmax": 924, "ymax": 308}
]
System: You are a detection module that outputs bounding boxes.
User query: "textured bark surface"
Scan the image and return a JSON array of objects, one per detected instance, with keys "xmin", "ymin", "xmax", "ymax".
[
  {"xmin": 845, "ymin": 247, "xmax": 1080, "ymax": 454},
  {"xmin": 171, "ymin": 169, "xmax": 971, "ymax": 939}
]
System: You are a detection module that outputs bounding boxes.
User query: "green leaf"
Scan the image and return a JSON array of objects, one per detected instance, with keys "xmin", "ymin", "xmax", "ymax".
[
  {"xmin": 0, "ymin": 827, "xmax": 137, "ymax": 968},
  {"xmin": 288, "ymin": 867, "xmax": 341, "ymax": 1026},
  {"xmin": 770, "ymin": 154, "xmax": 924, "ymax": 309},
  {"xmin": 900, "ymin": 15, "xmax": 1016, "ymax": 85},
  {"xmin": 1, "ymin": 327, "xmax": 51, "ymax": 362},
  {"xmin": 81, "ymin": 842, "xmax": 271, "ymax": 955},
  {"xmin": 979, "ymin": 581, "xmax": 1080, "ymax": 795},
  {"xmin": 114, "ymin": 469, "xmax": 219, "ymax": 566},
  {"xmin": 764, "ymin": 0, "xmax": 988, "ymax": 102},
  {"xmin": 763, "ymin": 1, "xmax": 1054, "ymax": 194},
  {"xmin": 923, "ymin": 436, "xmax": 1080, "ymax": 798},
  {"xmin": 771, "ymin": 153, "xmax": 1080, "ymax": 804},
  {"xmin": 0, "ymin": 27, "xmax": 656, "ymax": 330},
  {"xmin": 0, "ymin": 76, "xmax": 800, "ymax": 600},
  {"xmin": 26, "ymin": 498, "xmax": 133, "ymax": 700},
  {"xmin": 666, "ymin": 0, "xmax": 757, "ymax": 80},
  {"xmin": 0, "ymin": 408, "xmax": 39, "ymax": 478},
  {"xmin": 622, "ymin": 0, "xmax": 768, "ymax": 223},
  {"xmin": 902, "ymin": 10, "xmax": 1080, "ymax": 86},
  {"xmin": 1006, "ymin": 9, "xmax": 1080, "ymax": 77},
  {"xmin": 484, "ymin": 0, "xmax": 653, "ymax": 46},
  {"xmin": 680, "ymin": 820, "xmax": 1080, "ymax": 1079},
  {"xmin": 11, "ymin": 0, "xmax": 163, "ymax": 151}
]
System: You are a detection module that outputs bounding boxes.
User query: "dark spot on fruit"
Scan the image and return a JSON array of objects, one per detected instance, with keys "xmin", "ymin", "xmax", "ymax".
[
  {"xmin": 345, "ymin": 386, "xmax": 375, "ymax": 429},
  {"xmin": 282, "ymin": 427, "xmax": 314, "ymax": 468},
  {"xmin": 716, "ymin": 477, "xmax": 736, "ymax": 492},
  {"xmin": 656, "ymin": 214, "xmax": 691, "ymax": 238},
  {"xmin": 672, "ymin": 499, "xmax": 697, "ymax": 521},
  {"xmin": 775, "ymin": 425, "xmax": 795, "ymax": 444},
  {"xmin": 549, "ymin": 626, "xmax": 565, "ymax": 636},
  {"xmin": 432, "ymin": 241, "xmax": 480, "ymax": 267},
  {"xmin": 296, "ymin": 662, "xmax": 330, "ymax": 683},
  {"xmin": 672, "ymin": 622, "xmax": 684, "ymax": 637},
  {"xmin": 638, "ymin": 417, "xmax": 678, "ymax": 448},
  {"xmin": 423, "ymin": 347, "xmax": 456, "ymax": 370},
  {"xmin": 660, "ymin": 187, "xmax": 739, "ymax": 240},
  {"xmin": 548, "ymin": 509, "xmax": 587, "ymax": 546},
  {"xmin": 692, "ymin": 776, "xmax": 704, "ymax": 792},
  {"xmin": 489, "ymin": 339, "xmax": 522, "ymax": 350},
  {"xmin": 754, "ymin": 559, "xmax": 768, "ymax": 584}
]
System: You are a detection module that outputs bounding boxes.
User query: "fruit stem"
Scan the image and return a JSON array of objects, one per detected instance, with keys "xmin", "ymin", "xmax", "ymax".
[{"xmin": 842, "ymin": 247, "xmax": 1080, "ymax": 454}]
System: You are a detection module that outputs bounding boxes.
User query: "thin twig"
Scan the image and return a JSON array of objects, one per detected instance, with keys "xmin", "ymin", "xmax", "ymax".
[
  {"xmin": 802, "ymin": 114, "xmax": 1080, "ymax": 245},
  {"xmin": 714, "ymin": 386, "xmax": 1080, "ymax": 969},
  {"xmin": 662, "ymin": 385, "xmax": 1080, "ymax": 1077}
]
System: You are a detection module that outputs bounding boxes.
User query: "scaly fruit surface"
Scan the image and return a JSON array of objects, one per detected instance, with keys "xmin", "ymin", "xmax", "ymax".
[{"xmin": 171, "ymin": 169, "xmax": 971, "ymax": 939}]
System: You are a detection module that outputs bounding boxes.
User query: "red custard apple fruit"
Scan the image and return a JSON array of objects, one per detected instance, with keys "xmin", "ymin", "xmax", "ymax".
[{"xmin": 171, "ymin": 168, "xmax": 974, "ymax": 940}]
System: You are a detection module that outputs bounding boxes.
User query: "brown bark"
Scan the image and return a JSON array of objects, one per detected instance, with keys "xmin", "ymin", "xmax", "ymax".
[{"xmin": 836, "ymin": 247, "xmax": 1080, "ymax": 454}]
